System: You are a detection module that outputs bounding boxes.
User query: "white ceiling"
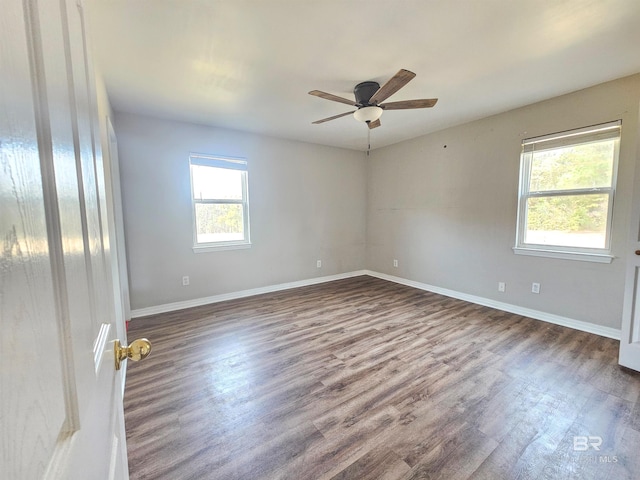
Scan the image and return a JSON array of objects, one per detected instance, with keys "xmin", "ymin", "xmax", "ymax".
[{"xmin": 86, "ymin": 0, "xmax": 640, "ymax": 151}]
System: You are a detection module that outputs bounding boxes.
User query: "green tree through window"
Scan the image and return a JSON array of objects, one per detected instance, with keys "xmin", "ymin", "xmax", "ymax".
[
  {"xmin": 516, "ymin": 121, "xmax": 620, "ymax": 258},
  {"xmin": 190, "ymin": 155, "xmax": 250, "ymax": 247}
]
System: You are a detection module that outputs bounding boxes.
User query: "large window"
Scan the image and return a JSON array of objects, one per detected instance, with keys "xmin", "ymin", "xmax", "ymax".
[
  {"xmin": 515, "ymin": 120, "xmax": 620, "ymax": 263},
  {"xmin": 190, "ymin": 154, "xmax": 250, "ymax": 251}
]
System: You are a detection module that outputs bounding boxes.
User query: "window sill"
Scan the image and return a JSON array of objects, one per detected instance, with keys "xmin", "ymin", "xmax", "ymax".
[
  {"xmin": 513, "ymin": 247, "xmax": 613, "ymax": 264},
  {"xmin": 193, "ymin": 242, "xmax": 251, "ymax": 254}
]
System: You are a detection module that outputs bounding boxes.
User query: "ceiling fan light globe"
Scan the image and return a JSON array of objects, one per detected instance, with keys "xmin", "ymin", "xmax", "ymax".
[{"xmin": 354, "ymin": 106, "xmax": 383, "ymax": 123}]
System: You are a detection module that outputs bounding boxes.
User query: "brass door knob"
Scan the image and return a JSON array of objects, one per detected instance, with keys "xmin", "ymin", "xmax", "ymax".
[{"xmin": 114, "ymin": 338, "xmax": 152, "ymax": 370}]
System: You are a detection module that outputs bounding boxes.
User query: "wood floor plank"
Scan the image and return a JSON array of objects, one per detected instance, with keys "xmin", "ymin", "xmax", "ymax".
[
  {"xmin": 496, "ymin": 390, "xmax": 598, "ymax": 480},
  {"xmin": 328, "ymin": 444, "xmax": 411, "ymax": 480},
  {"xmin": 630, "ymin": 387, "xmax": 640, "ymax": 433},
  {"xmin": 124, "ymin": 275, "xmax": 640, "ymax": 479},
  {"xmin": 401, "ymin": 427, "xmax": 498, "ymax": 480},
  {"xmin": 606, "ymin": 424, "xmax": 640, "ymax": 480},
  {"xmin": 471, "ymin": 415, "xmax": 550, "ymax": 480}
]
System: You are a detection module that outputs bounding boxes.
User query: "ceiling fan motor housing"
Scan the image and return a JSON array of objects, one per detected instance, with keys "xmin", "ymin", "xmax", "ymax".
[{"xmin": 354, "ymin": 81, "xmax": 380, "ymax": 106}]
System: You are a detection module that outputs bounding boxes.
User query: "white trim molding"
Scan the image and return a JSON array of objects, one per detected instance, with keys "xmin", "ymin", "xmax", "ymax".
[
  {"xmin": 131, "ymin": 269, "xmax": 621, "ymax": 340},
  {"xmin": 365, "ymin": 270, "xmax": 621, "ymax": 340},
  {"xmin": 513, "ymin": 247, "xmax": 614, "ymax": 264},
  {"xmin": 131, "ymin": 270, "xmax": 368, "ymax": 318}
]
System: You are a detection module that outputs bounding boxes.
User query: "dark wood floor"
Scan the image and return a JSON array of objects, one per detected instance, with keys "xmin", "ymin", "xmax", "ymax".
[{"xmin": 124, "ymin": 276, "xmax": 640, "ymax": 480}]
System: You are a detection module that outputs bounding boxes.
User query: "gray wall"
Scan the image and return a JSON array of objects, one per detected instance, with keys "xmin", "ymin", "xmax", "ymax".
[
  {"xmin": 115, "ymin": 112, "xmax": 367, "ymax": 310},
  {"xmin": 367, "ymin": 74, "xmax": 640, "ymax": 329},
  {"xmin": 117, "ymin": 74, "xmax": 640, "ymax": 331}
]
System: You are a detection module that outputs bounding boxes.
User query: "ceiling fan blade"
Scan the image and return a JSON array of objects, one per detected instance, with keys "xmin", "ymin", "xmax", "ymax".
[
  {"xmin": 312, "ymin": 110, "xmax": 355, "ymax": 124},
  {"xmin": 309, "ymin": 90, "xmax": 356, "ymax": 106},
  {"xmin": 381, "ymin": 98, "xmax": 438, "ymax": 110},
  {"xmin": 368, "ymin": 119, "xmax": 381, "ymax": 129},
  {"xmin": 369, "ymin": 69, "xmax": 416, "ymax": 104}
]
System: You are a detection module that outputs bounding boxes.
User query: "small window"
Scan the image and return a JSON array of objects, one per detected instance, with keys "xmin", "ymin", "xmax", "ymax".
[
  {"xmin": 514, "ymin": 121, "xmax": 620, "ymax": 263},
  {"xmin": 190, "ymin": 154, "xmax": 250, "ymax": 251}
]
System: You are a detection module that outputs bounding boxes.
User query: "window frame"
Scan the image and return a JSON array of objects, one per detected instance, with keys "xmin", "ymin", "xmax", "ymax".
[
  {"xmin": 189, "ymin": 154, "xmax": 251, "ymax": 253},
  {"xmin": 513, "ymin": 120, "xmax": 621, "ymax": 263}
]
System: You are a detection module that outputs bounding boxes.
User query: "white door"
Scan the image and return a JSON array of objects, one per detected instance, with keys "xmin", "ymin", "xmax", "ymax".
[
  {"xmin": 105, "ymin": 116, "xmax": 132, "ymax": 348},
  {"xmin": 620, "ymin": 107, "xmax": 640, "ymax": 372},
  {"xmin": 1, "ymin": 0, "xmax": 133, "ymax": 478}
]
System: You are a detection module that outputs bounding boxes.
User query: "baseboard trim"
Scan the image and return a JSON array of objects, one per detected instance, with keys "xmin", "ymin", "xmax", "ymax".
[
  {"xmin": 130, "ymin": 270, "xmax": 369, "ymax": 318},
  {"xmin": 365, "ymin": 270, "xmax": 621, "ymax": 340},
  {"xmin": 131, "ymin": 269, "xmax": 621, "ymax": 340}
]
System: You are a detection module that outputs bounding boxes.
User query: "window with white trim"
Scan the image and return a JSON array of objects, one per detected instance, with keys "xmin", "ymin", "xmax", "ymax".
[
  {"xmin": 189, "ymin": 154, "xmax": 250, "ymax": 250},
  {"xmin": 514, "ymin": 120, "xmax": 621, "ymax": 263}
]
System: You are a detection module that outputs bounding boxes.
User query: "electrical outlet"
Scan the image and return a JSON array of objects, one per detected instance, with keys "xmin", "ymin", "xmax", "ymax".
[
  {"xmin": 182, "ymin": 276, "xmax": 190, "ymax": 286},
  {"xmin": 393, "ymin": 259, "xmax": 398, "ymax": 268},
  {"xmin": 532, "ymin": 282, "xmax": 540, "ymax": 294},
  {"xmin": 498, "ymin": 282, "xmax": 505, "ymax": 292},
  {"xmin": 316, "ymin": 260, "xmax": 322, "ymax": 268}
]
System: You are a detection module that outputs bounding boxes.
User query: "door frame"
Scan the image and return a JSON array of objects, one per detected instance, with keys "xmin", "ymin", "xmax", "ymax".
[{"xmin": 619, "ymin": 102, "xmax": 640, "ymax": 372}]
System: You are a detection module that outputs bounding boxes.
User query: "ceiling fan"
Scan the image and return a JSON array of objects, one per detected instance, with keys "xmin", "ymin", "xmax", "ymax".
[{"xmin": 309, "ymin": 69, "xmax": 437, "ymax": 129}]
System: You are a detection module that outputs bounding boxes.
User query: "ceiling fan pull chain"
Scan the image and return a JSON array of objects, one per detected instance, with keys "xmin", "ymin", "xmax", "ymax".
[{"xmin": 367, "ymin": 127, "xmax": 371, "ymax": 156}]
